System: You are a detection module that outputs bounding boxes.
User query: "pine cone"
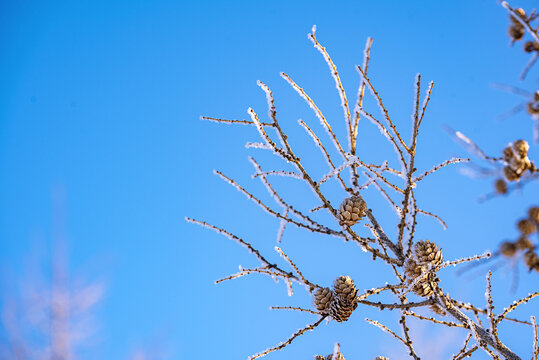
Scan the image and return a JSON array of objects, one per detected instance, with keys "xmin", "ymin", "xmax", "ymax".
[
  {"xmin": 313, "ymin": 287, "xmax": 334, "ymax": 314},
  {"xmin": 513, "ymin": 140, "xmax": 529, "ymax": 158},
  {"xmin": 508, "ymin": 24, "xmax": 525, "ymax": 41},
  {"xmin": 329, "ymin": 295, "xmax": 357, "ymax": 322},
  {"xmin": 504, "ymin": 166, "xmax": 519, "ymax": 181},
  {"xmin": 316, "ymin": 353, "xmax": 345, "ymax": 360},
  {"xmin": 503, "ymin": 146, "xmax": 514, "ymax": 162},
  {"xmin": 374, "ymin": 358, "xmax": 389, "ymax": 360},
  {"xmin": 500, "ymin": 241, "xmax": 517, "ymax": 257},
  {"xmin": 495, "ymin": 179, "xmax": 507, "ymax": 194},
  {"xmin": 528, "ymin": 206, "xmax": 539, "ymax": 223},
  {"xmin": 524, "ymin": 250, "xmax": 539, "ymax": 271},
  {"xmin": 528, "ymin": 102, "xmax": 539, "ymax": 115},
  {"xmin": 517, "ymin": 219, "xmax": 536, "ymax": 235},
  {"xmin": 404, "ymin": 259, "xmax": 439, "ymax": 297},
  {"xmin": 516, "ymin": 236, "xmax": 533, "ymax": 250},
  {"xmin": 524, "ymin": 41, "xmax": 539, "ymax": 53},
  {"xmin": 414, "ymin": 240, "xmax": 443, "ymax": 266},
  {"xmin": 338, "ymin": 195, "xmax": 367, "ymax": 226},
  {"xmin": 333, "ymin": 276, "xmax": 358, "ymax": 302}
]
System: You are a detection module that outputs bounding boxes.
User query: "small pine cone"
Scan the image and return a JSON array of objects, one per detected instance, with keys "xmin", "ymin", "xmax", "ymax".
[
  {"xmin": 405, "ymin": 260, "xmax": 439, "ymax": 297},
  {"xmin": 512, "ymin": 140, "xmax": 529, "ymax": 158},
  {"xmin": 413, "ymin": 274, "xmax": 438, "ymax": 297},
  {"xmin": 333, "ymin": 276, "xmax": 358, "ymax": 302},
  {"xmin": 404, "ymin": 259, "xmax": 426, "ymax": 281},
  {"xmin": 509, "ymin": 24, "xmax": 525, "ymax": 40},
  {"xmin": 322, "ymin": 353, "xmax": 345, "ymax": 360},
  {"xmin": 313, "ymin": 287, "xmax": 334, "ymax": 314},
  {"xmin": 329, "ymin": 295, "xmax": 357, "ymax": 322},
  {"xmin": 524, "ymin": 41, "xmax": 539, "ymax": 53},
  {"xmin": 430, "ymin": 303, "xmax": 447, "ymax": 316},
  {"xmin": 524, "ymin": 250, "xmax": 539, "ymax": 271},
  {"xmin": 374, "ymin": 357, "xmax": 389, "ymax": 360},
  {"xmin": 500, "ymin": 241, "xmax": 517, "ymax": 257},
  {"xmin": 495, "ymin": 179, "xmax": 508, "ymax": 194},
  {"xmin": 528, "ymin": 206, "xmax": 539, "ymax": 223},
  {"xmin": 414, "ymin": 240, "xmax": 443, "ymax": 266},
  {"xmin": 504, "ymin": 166, "xmax": 519, "ymax": 181},
  {"xmin": 517, "ymin": 218, "xmax": 536, "ymax": 235},
  {"xmin": 510, "ymin": 156, "xmax": 531, "ymax": 174},
  {"xmin": 516, "ymin": 236, "xmax": 533, "ymax": 250},
  {"xmin": 528, "ymin": 102, "xmax": 539, "ymax": 115},
  {"xmin": 338, "ymin": 195, "xmax": 367, "ymax": 226},
  {"xmin": 503, "ymin": 146, "xmax": 514, "ymax": 162},
  {"xmin": 314, "ymin": 356, "xmax": 325, "ymax": 360}
]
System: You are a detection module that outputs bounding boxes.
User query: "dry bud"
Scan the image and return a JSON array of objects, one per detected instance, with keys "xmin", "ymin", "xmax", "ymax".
[
  {"xmin": 517, "ymin": 218, "xmax": 536, "ymax": 235},
  {"xmin": 338, "ymin": 195, "xmax": 367, "ymax": 226}
]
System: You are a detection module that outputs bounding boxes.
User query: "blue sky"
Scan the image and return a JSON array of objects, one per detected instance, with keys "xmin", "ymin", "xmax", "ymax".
[{"xmin": 1, "ymin": 1, "xmax": 538, "ymax": 359}]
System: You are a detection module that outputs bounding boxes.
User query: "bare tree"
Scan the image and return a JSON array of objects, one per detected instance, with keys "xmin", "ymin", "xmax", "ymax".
[{"xmin": 188, "ymin": 3, "xmax": 539, "ymax": 359}]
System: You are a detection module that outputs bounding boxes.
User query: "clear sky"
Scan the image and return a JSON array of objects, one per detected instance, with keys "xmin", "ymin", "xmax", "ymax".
[{"xmin": 1, "ymin": 1, "xmax": 538, "ymax": 359}]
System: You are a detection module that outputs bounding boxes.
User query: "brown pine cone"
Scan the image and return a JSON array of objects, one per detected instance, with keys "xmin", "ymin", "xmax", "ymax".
[
  {"xmin": 524, "ymin": 41, "xmax": 539, "ymax": 53},
  {"xmin": 512, "ymin": 140, "xmax": 529, "ymax": 158},
  {"xmin": 517, "ymin": 219, "xmax": 536, "ymax": 235},
  {"xmin": 404, "ymin": 259, "xmax": 439, "ymax": 297},
  {"xmin": 503, "ymin": 146, "xmax": 514, "ymax": 162},
  {"xmin": 313, "ymin": 287, "xmax": 334, "ymax": 314},
  {"xmin": 495, "ymin": 179, "xmax": 507, "ymax": 194},
  {"xmin": 329, "ymin": 295, "xmax": 357, "ymax": 322},
  {"xmin": 338, "ymin": 195, "xmax": 367, "ymax": 226},
  {"xmin": 528, "ymin": 102, "xmax": 539, "ymax": 115},
  {"xmin": 528, "ymin": 206, "xmax": 539, "ymax": 223},
  {"xmin": 500, "ymin": 241, "xmax": 517, "ymax": 257},
  {"xmin": 333, "ymin": 276, "xmax": 358, "ymax": 302},
  {"xmin": 414, "ymin": 240, "xmax": 443, "ymax": 266},
  {"xmin": 524, "ymin": 250, "xmax": 539, "ymax": 271},
  {"xmin": 509, "ymin": 24, "xmax": 525, "ymax": 41},
  {"xmin": 504, "ymin": 166, "xmax": 519, "ymax": 181},
  {"xmin": 516, "ymin": 236, "xmax": 533, "ymax": 250}
]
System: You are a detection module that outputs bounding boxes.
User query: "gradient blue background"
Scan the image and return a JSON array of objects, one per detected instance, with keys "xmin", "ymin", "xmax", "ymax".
[{"xmin": 1, "ymin": 1, "xmax": 538, "ymax": 359}]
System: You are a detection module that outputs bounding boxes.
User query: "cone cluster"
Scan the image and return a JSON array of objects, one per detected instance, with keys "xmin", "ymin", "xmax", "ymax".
[
  {"xmin": 499, "ymin": 206, "xmax": 539, "ymax": 272},
  {"xmin": 338, "ymin": 195, "xmax": 367, "ymax": 226},
  {"xmin": 404, "ymin": 240, "xmax": 443, "ymax": 297},
  {"xmin": 313, "ymin": 276, "xmax": 358, "ymax": 322},
  {"xmin": 502, "ymin": 140, "xmax": 536, "ymax": 182}
]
